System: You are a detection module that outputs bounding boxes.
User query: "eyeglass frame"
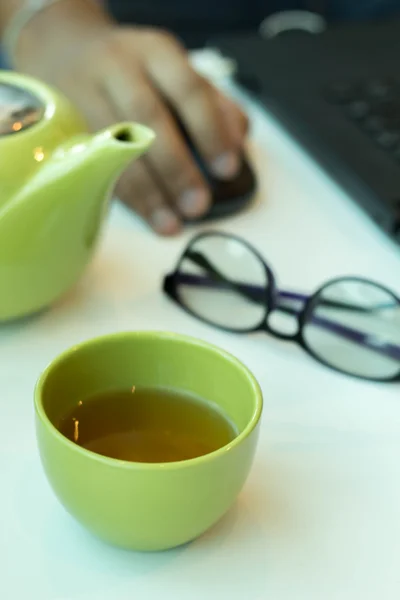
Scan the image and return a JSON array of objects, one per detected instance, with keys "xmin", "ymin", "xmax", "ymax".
[{"xmin": 163, "ymin": 231, "xmax": 400, "ymax": 383}]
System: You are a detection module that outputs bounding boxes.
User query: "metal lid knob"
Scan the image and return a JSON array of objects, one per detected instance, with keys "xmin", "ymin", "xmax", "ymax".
[{"xmin": 0, "ymin": 81, "xmax": 45, "ymax": 136}]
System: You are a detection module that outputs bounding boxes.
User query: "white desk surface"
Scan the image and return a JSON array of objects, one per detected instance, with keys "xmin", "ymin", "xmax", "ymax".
[{"xmin": 1, "ymin": 85, "xmax": 400, "ymax": 600}]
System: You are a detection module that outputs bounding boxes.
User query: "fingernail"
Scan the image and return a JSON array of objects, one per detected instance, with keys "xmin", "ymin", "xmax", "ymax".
[
  {"xmin": 178, "ymin": 188, "xmax": 210, "ymax": 219},
  {"xmin": 150, "ymin": 207, "xmax": 181, "ymax": 235},
  {"xmin": 211, "ymin": 152, "xmax": 240, "ymax": 179}
]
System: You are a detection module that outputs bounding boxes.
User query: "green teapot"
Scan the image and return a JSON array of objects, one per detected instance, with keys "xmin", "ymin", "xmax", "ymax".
[{"xmin": 0, "ymin": 70, "xmax": 154, "ymax": 321}]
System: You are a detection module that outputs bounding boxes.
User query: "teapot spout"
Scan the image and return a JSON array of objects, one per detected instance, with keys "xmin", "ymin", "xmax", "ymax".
[
  {"xmin": 42, "ymin": 121, "xmax": 156, "ymax": 246},
  {"xmin": 56, "ymin": 121, "xmax": 156, "ymax": 185},
  {"xmin": 86, "ymin": 121, "xmax": 155, "ymax": 170}
]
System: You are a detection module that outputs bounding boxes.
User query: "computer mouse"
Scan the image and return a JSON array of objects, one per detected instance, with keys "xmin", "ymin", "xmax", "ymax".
[
  {"xmin": 190, "ymin": 143, "xmax": 258, "ymax": 221},
  {"xmin": 173, "ymin": 110, "xmax": 257, "ymax": 221}
]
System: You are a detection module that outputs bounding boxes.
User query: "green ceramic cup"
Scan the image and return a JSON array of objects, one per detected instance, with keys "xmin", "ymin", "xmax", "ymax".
[{"xmin": 34, "ymin": 331, "xmax": 262, "ymax": 551}]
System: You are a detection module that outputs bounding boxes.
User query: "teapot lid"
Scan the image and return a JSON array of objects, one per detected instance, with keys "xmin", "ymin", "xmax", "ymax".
[{"xmin": 0, "ymin": 81, "xmax": 45, "ymax": 136}]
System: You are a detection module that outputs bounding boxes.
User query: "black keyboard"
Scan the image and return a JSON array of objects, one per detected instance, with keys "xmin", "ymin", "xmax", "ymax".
[
  {"xmin": 325, "ymin": 78, "xmax": 400, "ymax": 161},
  {"xmin": 213, "ymin": 20, "xmax": 400, "ymax": 246}
]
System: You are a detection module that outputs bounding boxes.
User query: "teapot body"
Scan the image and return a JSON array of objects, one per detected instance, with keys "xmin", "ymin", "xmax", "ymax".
[
  {"xmin": 0, "ymin": 71, "xmax": 100, "ymax": 321},
  {"xmin": 0, "ymin": 71, "xmax": 153, "ymax": 321}
]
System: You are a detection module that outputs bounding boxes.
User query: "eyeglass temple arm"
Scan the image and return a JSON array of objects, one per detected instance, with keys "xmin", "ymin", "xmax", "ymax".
[
  {"xmin": 184, "ymin": 251, "xmax": 385, "ymax": 313},
  {"xmin": 182, "ymin": 251, "xmax": 261, "ymax": 303},
  {"xmin": 170, "ymin": 270, "xmax": 400, "ymax": 362},
  {"xmin": 182, "ymin": 251, "xmax": 398, "ymax": 339}
]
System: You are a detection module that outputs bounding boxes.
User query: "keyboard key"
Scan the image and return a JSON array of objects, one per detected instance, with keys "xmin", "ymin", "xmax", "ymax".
[
  {"xmin": 363, "ymin": 115, "xmax": 387, "ymax": 133},
  {"xmin": 375, "ymin": 130, "xmax": 400, "ymax": 149},
  {"xmin": 325, "ymin": 81, "xmax": 356, "ymax": 104},
  {"xmin": 365, "ymin": 78, "xmax": 396, "ymax": 100},
  {"xmin": 346, "ymin": 100, "xmax": 370, "ymax": 119}
]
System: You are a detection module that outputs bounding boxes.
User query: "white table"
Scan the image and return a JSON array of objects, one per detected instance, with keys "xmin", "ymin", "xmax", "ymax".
[{"xmin": 1, "ymin": 84, "xmax": 400, "ymax": 600}]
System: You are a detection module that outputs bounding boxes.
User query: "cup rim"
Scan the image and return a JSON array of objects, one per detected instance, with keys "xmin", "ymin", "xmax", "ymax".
[{"xmin": 34, "ymin": 331, "xmax": 263, "ymax": 470}]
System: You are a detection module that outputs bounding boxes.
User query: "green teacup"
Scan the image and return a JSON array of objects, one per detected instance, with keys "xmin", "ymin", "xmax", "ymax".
[{"xmin": 34, "ymin": 331, "xmax": 262, "ymax": 551}]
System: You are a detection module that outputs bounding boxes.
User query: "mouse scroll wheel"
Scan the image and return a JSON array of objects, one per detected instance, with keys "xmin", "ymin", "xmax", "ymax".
[{"xmin": 259, "ymin": 11, "xmax": 327, "ymax": 39}]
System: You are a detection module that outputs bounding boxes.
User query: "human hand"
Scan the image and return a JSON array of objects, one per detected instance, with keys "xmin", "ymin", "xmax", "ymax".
[{"xmin": 16, "ymin": 1, "xmax": 248, "ymax": 235}]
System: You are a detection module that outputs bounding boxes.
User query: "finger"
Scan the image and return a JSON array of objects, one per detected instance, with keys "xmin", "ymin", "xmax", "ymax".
[
  {"xmin": 101, "ymin": 66, "xmax": 211, "ymax": 220},
  {"xmin": 140, "ymin": 32, "xmax": 243, "ymax": 179},
  {"xmin": 116, "ymin": 159, "xmax": 181, "ymax": 236},
  {"xmin": 216, "ymin": 90, "xmax": 250, "ymax": 143},
  {"xmin": 74, "ymin": 87, "xmax": 181, "ymax": 235}
]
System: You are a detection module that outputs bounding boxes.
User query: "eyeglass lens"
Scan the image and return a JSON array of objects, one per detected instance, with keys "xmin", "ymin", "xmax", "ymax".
[
  {"xmin": 303, "ymin": 280, "xmax": 400, "ymax": 379},
  {"xmin": 177, "ymin": 235, "xmax": 269, "ymax": 331}
]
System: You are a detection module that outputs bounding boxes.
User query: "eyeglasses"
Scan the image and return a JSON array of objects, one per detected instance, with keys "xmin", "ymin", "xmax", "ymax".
[{"xmin": 163, "ymin": 232, "xmax": 400, "ymax": 382}]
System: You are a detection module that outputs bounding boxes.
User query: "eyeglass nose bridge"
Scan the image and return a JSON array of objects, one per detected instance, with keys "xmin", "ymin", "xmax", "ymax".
[{"xmin": 264, "ymin": 305, "xmax": 302, "ymax": 341}]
